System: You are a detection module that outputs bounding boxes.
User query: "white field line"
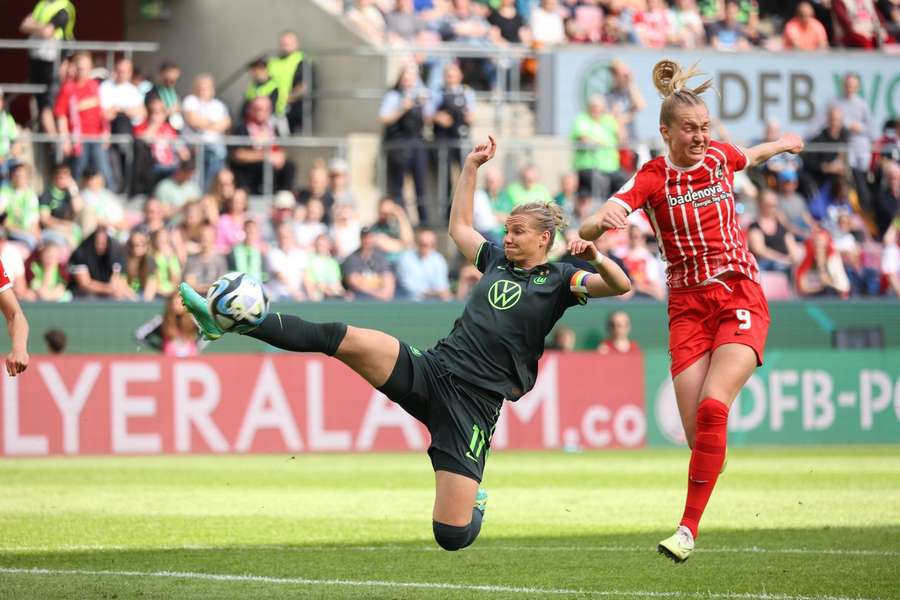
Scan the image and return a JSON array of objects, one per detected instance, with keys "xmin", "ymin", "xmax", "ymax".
[
  {"xmin": 1, "ymin": 543, "xmax": 898, "ymax": 558},
  {"xmin": 0, "ymin": 566, "xmax": 885, "ymax": 600}
]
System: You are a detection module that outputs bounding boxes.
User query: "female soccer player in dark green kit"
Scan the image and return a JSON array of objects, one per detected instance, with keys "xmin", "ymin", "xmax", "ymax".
[{"xmin": 180, "ymin": 136, "xmax": 631, "ymax": 550}]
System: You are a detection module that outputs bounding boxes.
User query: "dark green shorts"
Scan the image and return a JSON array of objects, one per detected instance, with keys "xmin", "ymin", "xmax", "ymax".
[{"xmin": 377, "ymin": 342, "xmax": 503, "ymax": 482}]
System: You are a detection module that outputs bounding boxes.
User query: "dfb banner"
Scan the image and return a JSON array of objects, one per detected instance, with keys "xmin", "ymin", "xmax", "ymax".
[
  {"xmin": 0, "ymin": 352, "xmax": 645, "ymax": 457},
  {"xmin": 646, "ymin": 350, "xmax": 900, "ymax": 447}
]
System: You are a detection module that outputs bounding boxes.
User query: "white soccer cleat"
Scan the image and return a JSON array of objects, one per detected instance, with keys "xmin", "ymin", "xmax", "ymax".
[{"xmin": 657, "ymin": 525, "xmax": 695, "ymax": 563}]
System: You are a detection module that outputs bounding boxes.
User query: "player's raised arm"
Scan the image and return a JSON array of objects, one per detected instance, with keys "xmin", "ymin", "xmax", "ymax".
[
  {"xmin": 567, "ymin": 239, "xmax": 631, "ymax": 297},
  {"xmin": 743, "ymin": 132, "xmax": 804, "ymax": 167},
  {"xmin": 449, "ymin": 136, "xmax": 495, "ymax": 263},
  {"xmin": 0, "ymin": 287, "xmax": 29, "ymax": 376},
  {"xmin": 579, "ymin": 200, "xmax": 630, "ymax": 241}
]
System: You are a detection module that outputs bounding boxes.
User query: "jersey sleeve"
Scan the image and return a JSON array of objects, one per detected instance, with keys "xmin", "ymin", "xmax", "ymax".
[
  {"xmin": 609, "ymin": 162, "xmax": 660, "ymax": 214},
  {"xmin": 474, "ymin": 241, "xmax": 504, "ymax": 273},
  {"xmin": 0, "ymin": 258, "xmax": 11, "ymax": 294},
  {"xmin": 716, "ymin": 140, "xmax": 749, "ymax": 172}
]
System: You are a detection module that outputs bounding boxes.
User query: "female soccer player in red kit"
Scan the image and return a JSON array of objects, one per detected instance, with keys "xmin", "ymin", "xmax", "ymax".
[
  {"xmin": 0, "ymin": 257, "xmax": 29, "ymax": 376},
  {"xmin": 580, "ymin": 60, "xmax": 804, "ymax": 562}
]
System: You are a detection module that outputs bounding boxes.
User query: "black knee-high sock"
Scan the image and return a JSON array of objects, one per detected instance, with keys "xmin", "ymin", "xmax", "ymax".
[
  {"xmin": 246, "ymin": 313, "xmax": 347, "ymax": 356},
  {"xmin": 432, "ymin": 507, "xmax": 484, "ymax": 551}
]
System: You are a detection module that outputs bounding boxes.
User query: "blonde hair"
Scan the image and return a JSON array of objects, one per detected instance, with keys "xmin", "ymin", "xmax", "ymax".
[
  {"xmin": 510, "ymin": 202, "xmax": 568, "ymax": 238},
  {"xmin": 652, "ymin": 59, "xmax": 714, "ymax": 127}
]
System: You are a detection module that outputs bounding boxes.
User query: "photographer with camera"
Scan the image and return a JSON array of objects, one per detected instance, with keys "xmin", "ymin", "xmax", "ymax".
[{"xmin": 430, "ymin": 62, "xmax": 476, "ymax": 216}]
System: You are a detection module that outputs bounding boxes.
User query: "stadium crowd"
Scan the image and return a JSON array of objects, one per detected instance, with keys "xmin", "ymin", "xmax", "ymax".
[{"xmin": 0, "ymin": 0, "xmax": 898, "ymax": 313}]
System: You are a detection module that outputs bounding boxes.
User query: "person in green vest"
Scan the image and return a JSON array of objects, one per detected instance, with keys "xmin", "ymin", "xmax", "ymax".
[
  {"xmin": 149, "ymin": 228, "xmax": 182, "ymax": 299},
  {"xmin": 571, "ymin": 95, "xmax": 626, "ymax": 200},
  {"xmin": 242, "ymin": 58, "xmax": 279, "ymax": 122},
  {"xmin": 227, "ymin": 218, "xmax": 268, "ymax": 285},
  {"xmin": 495, "ymin": 164, "xmax": 552, "ymax": 216},
  {"xmin": 19, "ymin": 0, "xmax": 76, "ymax": 134},
  {"xmin": 267, "ymin": 31, "xmax": 305, "ymax": 134},
  {"xmin": 0, "ymin": 163, "xmax": 41, "ymax": 250},
  {"xmin": 0, "ymin": 90, "xmax": 23, "ymax": 181}
]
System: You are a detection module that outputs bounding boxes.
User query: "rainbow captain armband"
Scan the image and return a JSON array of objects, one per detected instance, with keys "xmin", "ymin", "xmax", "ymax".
[{"xmin": 569, "ymin": 270, "xmax": 591, "ymax": 303}]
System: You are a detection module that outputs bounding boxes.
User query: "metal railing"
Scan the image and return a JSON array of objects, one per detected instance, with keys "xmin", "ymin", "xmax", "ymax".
[{"xmin": 0, "ymin": 39, "xmax": 159, "ymax": 73}]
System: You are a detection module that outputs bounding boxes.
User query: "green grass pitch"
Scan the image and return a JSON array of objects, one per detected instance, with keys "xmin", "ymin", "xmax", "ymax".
[{"xmin": 1, "ymin": 446, "xmax": 898, "ymax": 599}]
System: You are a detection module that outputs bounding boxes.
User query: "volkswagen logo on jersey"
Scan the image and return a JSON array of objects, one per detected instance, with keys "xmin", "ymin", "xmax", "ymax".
[{"xmin": 488, "ymin": 280, "xmax": 523, "ymax": 310}]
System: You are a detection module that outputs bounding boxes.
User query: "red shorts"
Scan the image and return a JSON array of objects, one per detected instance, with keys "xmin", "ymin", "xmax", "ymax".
[{"xmin": 667, "ymin": 275, "xmax": 770, "ymax": 378}]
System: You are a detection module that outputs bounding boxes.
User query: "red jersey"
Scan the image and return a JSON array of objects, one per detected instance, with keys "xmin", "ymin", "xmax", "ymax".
[
  {"xmin": 609, "ymin": 140, "xmax": 759, "ymax": 289},
  {"xmin": 54, "ymin": 78, "xmax": 107, "ymax": 136},
  {"xmin": 0, "ymin": 258, "xmax": 11, "ymax": 294}
]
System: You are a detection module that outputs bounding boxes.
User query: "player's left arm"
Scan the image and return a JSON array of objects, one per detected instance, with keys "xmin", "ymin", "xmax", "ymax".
[
  {"xmin": 0, "ymin": 288, "xmax": 29, "ymax": 376},
  {"xmin": 741, "ymin": 133, "xmax": 805, "ymax": 167},
  {"xmin": 568, "ymin": 239, "xmax": 631, "ymax": 298}
]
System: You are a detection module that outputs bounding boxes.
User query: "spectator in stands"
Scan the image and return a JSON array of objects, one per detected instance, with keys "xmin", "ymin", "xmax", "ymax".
[
  {"xmin": 796, "ymin": 226, "xmax": 851, "ymax": 297},
  {"xmin": 0, "ymin": 163, "xmax": 41, "ymax": 250},
  {"xmin": 380, "ymin": 64, "xmax": 430, "ymax": 223},
  {"xmin": 455, "ymin": 262, "xmax": 483, "ymax": 299},
  {"xmin": 125, "ymin": 229, "xmax": 158, "ymax": 301},
  {"xmin": 571, "ymin": 95, "xmax": 626, "ymax": 200},
  {"xmin": 101, "ymin": 57, "xmax": 146, "ymax": 191},
  {"xmin": 829, "ymin": 74, "xmax": 875, "ymax": 213},
  {"xmin": 261, "ymin": 190, "xmax": 297, "ymax": 246},
  {"xmin": 754, "ymin": 119, "xmax": 804, "ymax": 187},
  {"xmin": 305, "ymin": 233, "xmax": 346, "ymax": 301},
  {"xmin": 567, "ymin": 192, "xmax": 599, "ymax": 232},
  {"xmin": 230, "ymin": 96, "xmax": 297, "ymax": 195},
  {"xmin": 605, "ymin": 59, "xmax": 646, "ymax": 164},
  {"xmin": 370, "ymin": 197, "xmax": 415, "ymax": 258},
  {"xmin": 598, "ymin": 310, "xmax": 640, "ymax": 355},
  {"xmin": 530, "ymin": 0, "xmax": 567, "ymax": 46},
  {"xmin": 242, "ymin": 58, "xmax": 279, "ymax": 120},
  {"xmin": 267, "ymin": 31, "xmax": 306, "ymax": 134},
  {"xmin": 883, "ymin": 218, "xmax": 900, "ymax": 296},
  {"xmin": 38, "ymin": 163, "xmax": 83, "ymax": 247},
  {"xmin": 874, "ymin": 160, "xmax": 900, "ymax": 236},
  {"xmin": 472, "ymin": 166, "xmax": 504, "ymax": 242},
  {"xmin": 0, "ymin": 90, "xmax": 23, "ymax": 182},
  {"xmin": 783, "ymin": 1, "xmax": 829, "ymax": 49},
  {"xmin": 748, "ymin": 189, "xmax": 802, "ymax": 277},
  {"xmin": 832, "ymin": 0, "xmax": 888, "ymax": 48},
  {"xmin": 555, "ymin": 171, "xmax": 579, "ymax": 209},
  {"xmin": 80, "ymin": 169, "xmax": 127, "ymax": 237},
  {"xmin": 634, "ymin": 0, "xmax": 675, "ymax": 48},
  {"xmin": 183, "ymin": 223, "xmax": 227, "ymax": 293},
  {"xmin": 153, "ymin": 158, "xmax": 202, "ymax": 216},
  {"xmin": 342, "ymin": 226, "xmax": 396, "ymax": 301},
  {"xmin": 497, "ymin": 164, "xmax": 552, "ymax": 214},
  {"xmin": 68, "ymin": 225, "xmax": 134, "ymax": 299},
  {"xmin": 880, "ymin": 0, "xmax": 900, "ymax": 41},
  {"xmin": 330, "ymin": 202, "xmax": 362, "ymax": 259},
  {"xmin": 385, "ymin": 0, "xmax": 429, "ymax": 44},
  {"xmin": 546, "ymin": 326, "xmax": 577, "ymax": 351},
  {"xmin": 150, "ymin": 61, "xmax": 183, "ymax": 129},
  {"xmin": 160, "ymin": 294, "xmax": 200, "ymax": 357},
  {"xmin": 171, "ymin": 200, "xmax": 205, "ymax": 263},
  {"xmin": 396, "ymin": 228, "xmax": 452, "ymax": 300},
  {"xmin": 133, "ymin": 95, "xmax": 191, "ymax": 194},
  {"xmin": 20, "ymin": 0, "xmax": 75, "ymax": 135},
  {"xmin": 599, "ymin": 12, "xmax": 629, "ymax": 45},
  {"xmin": 24, "ymin": 239, "xmax": 69, "ymax": 302},
  {"xmin": 294, "ymin": 198, "xmax": 329, "ymax": 250},
  {"xmin": 148, "ymin": 228, "xmax": 181, "ymax": 299},
  {"xmin": 429, "ymin": 62, "xmax": 476, "ymax": 205},
  {"xmin": 873, "ymin": 119, "xmax": 900, "ymax": 175},
  {"xmin": 489, "ymin": 0, "xmax": 533, "ymax": 46},
  {"xmin": 296, "ymin": 162, "xmax": 336, "ymax": 222},
  {"xmin": 775, "ymin": 170, "xmax": 815, "ymax": 238},
  {"xmin": 215, "ymin": 186, "xmax": 249, "ymax": 253},
  {"xmin": 267, "ymin": 221, "xmax": 308, "ymax": 301},
  {"xmin": 565, "ymin": 0, "xmax": 603, "ymax": 43},
  {"xmin": 0, "ymin": 228, "xmax": 28, "ymax": 299},
  {"xmin": 227, "ymin": 218, "xmax": 268, "ymax": 285},
  {"xmin": 709, "ymin": 0, "xmax": 751, "ymax": 50},
  {"xmin": 183, "ymin": 74, "xmax": 231, "ymax": 192},
  {"xmin": 136, "ymin": 197, "xmax": 166, "ymax": 236},
  {"xmin": 437, "ymin": 0, "xmax": 498, "ymax": 90},
  {"xmin": 327, "ymin": 158, "xmax": 355, "ymax": 206},
  {"xmin": 44, "ymin": 328, "xmax": 67, "ymax": 353},
  {"xmin": 803, "ymin": 105, "xmax": 849, "ymax": 194},
  {"xmin": 620, "ymin": 225, "xmax": 666, "ymax": 300},
  {"xmin": 832, "ymin": 212, "xmax": 880, "ymax": 295},
  {"xmin": 208, "ymin": 167, "xmax": 236, "ymax": 212},
  {"xmin": 669, "ymin": 0, "xmax": 706, "ymax": 48},
  {"xmin": 348, "ymin": 0, "xmax": 387, "ymax": 40},
  {"xmin": 55, "ymin": 52, "xmax": 115, "ymax": 186}
]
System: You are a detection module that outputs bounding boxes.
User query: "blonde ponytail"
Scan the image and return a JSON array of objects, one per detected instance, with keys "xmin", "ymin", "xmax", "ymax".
[{"xmin": 652, "ymin": 59, "xmax": 714, "ymax": 126}]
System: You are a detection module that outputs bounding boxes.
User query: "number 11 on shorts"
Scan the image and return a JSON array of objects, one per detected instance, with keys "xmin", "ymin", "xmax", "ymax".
[{"xmin": 736, "ymin": 309, "xmax": 752, "ymax": 330}]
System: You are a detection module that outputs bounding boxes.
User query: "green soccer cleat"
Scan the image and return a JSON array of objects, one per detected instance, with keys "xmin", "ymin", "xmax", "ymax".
[
  {"xmin": 475, "ymin": 488, "xmax": 488, "ymax": 514},
  {"xmin": 657, "ymin": 525, "xmax": 694, "ymax": 563},
  {"xmin": 179, "ymin": 282, "xmax": 224, "ymax": 341}
]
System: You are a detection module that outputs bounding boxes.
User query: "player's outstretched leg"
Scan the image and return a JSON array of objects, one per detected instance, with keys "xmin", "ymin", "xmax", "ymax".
[{"xmin": 432, "ymin": 471, "xmax": 485, "ymax": 551}]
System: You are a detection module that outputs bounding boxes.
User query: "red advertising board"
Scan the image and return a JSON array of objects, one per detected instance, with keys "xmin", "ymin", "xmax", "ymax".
[{"xmin": 1, "ymin": 352, "xmax": 645, "ymax": 456}]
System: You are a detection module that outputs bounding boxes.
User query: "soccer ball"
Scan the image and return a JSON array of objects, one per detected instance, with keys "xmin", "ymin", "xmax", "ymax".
[{"xmin": 206, "ymin": 272, "xmax": 270, "ymax": 333}]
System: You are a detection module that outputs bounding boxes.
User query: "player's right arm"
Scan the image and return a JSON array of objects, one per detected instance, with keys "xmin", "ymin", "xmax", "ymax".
[
  {"xmin": 580, "ymin": 165, "xmax": 656, "ymax": 241},
  {"xmin": 579, "ymin": 201, "xmax": 629, "ymax": 241},
  {"xmin": 0, "ymin": 287, "xmax": 29, "ymax": 377},
  {"xmin": 449, "ymin": 136, "xmax": 495, "ymax": 264}
]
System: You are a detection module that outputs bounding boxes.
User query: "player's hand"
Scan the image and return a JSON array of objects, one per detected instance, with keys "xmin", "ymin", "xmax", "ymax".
[
  {"xmin": 568, "ymin": 238, "xmax": 600, "ymax": 262},
  {"xmin": 465, "ymin": 135, "xmax": 496, "ymax": 168},
  {"xmin": 6, "ymin": 350, "xmax": 29, "ymax": 377},
  {"xmin": 780, "ymin": 133, "xmax": 804, "ymax": 154}
]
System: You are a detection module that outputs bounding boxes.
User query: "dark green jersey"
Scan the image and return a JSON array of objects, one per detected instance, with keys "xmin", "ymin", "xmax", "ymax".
[{"xmin": 431, "ymin": 242, "xmax": 587, "ymax": 401}]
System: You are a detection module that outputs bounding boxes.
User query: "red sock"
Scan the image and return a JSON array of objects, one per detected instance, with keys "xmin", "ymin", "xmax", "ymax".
[{"xmin": 680, "ymin": 397, "xmax": 729, "ymax": 539}]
